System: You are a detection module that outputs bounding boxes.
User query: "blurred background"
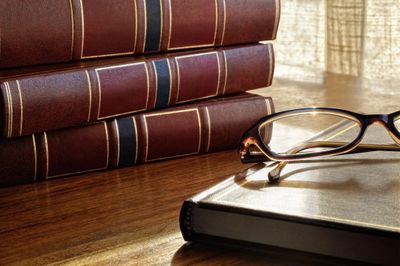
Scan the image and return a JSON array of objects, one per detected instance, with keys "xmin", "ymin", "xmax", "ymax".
[{"xmin": 258, "ymin": 0, "xmax": 400, "ymax": 112}]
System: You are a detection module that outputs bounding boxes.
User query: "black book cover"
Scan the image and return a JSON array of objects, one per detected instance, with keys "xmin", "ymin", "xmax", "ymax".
[{"xmin": 180, "ymin": 150, "xmax": 400, "ymax": 265}]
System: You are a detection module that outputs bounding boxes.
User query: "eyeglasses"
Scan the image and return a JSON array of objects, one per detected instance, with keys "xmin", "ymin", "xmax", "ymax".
[{"xmin": 239, "ymin": 108, "xmax": 400, "ymax": 182}]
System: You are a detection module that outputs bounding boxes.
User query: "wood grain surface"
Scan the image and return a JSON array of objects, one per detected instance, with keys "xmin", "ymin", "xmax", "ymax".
[
  {"xmin": 0, "ymin": 151, "xmax": 245, "ymax": 265},
  {"xmin": 0, "ymin": 151, "xmax": 361, "ymax": 265}
]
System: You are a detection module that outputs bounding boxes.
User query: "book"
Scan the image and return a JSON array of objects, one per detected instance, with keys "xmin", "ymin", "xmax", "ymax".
[
  {"xmin": 0, "ymin": 94, "xmax": 274, "ymax": 187},
  {"xmin": 0, "ymin": 44, "xmax": 274, "ymax": 138},
  {"xmin": 180, "ymin": 151, "xmax": 400, "ymax": 265},
  {"xmin": 0, "ymin": 0, "xmax": 281, "ymax": 69}
]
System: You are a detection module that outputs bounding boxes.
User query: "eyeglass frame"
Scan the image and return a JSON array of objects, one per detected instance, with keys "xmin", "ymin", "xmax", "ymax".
[{"xmin": 239, "ymin": 107, "xmax": 400, "ymax": 181}]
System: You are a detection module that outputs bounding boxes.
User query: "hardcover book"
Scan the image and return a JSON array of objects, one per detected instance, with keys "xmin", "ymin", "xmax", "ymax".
[
  {"xmin": 180, "ymin": 151, "xmax": 400, "ymax": 265},
  {"xmin": 0, "ymin": 44, "xmax": 274, "ymax": 138},
  {"xmin": 0, "ymin": 0, "xmax": 280, "ymax": 69},
  {"xmin": 0, "ymin": 94, "xmax": 274, "ymax": 187}
]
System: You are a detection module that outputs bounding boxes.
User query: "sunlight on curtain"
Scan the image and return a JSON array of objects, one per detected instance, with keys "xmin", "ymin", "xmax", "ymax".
[
  {"xmin": 326, "ymin": 0, "xmax": 365, "ymax": 76},
  {"xmin": 273, "ymin": 0, "xmax": 399, "ymax": 88},
  {"xmin": 273, "ymin": 0, "xmax": 326, "ymax": 83},
  {"xmin": 363, "ymin": 0, "xmax": 400, "ymax": 81}
]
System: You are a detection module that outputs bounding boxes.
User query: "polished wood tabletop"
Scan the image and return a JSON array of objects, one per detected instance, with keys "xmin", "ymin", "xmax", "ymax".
[{"xmin": 0, "ymin": 1, "xmax": 399, "ymax": 265}]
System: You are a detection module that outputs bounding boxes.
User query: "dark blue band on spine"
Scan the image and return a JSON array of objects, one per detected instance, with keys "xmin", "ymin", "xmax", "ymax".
[
  {"xmin": 145, "ymin": 0, "xmax": 162, "ymax": 52},
  {"xmin": 154, "ymin": 59, "xmax": 171, "ymax": 109},
  {"xmin": 117, "ymin": 118, "xmax": 137, "ymax": 167}
]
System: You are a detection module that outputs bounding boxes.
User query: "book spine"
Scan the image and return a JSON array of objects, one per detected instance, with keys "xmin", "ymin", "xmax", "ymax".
[
  {"xmin": 0, "ymin": 44, "xmax": 275, "ymax": 138},
  {"xmin": 179, "ymin": 201, "xmax": 196, "ymax": 241},
  {"xmin": 0, "ymin": 95, "xmax": 274, "ymax": 187},
  {"xmin": 0, "ymin": 0, "xmax": 280, "ymax": 68}
]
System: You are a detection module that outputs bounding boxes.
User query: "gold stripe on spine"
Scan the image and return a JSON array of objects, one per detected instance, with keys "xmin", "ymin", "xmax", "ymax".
[
  {"xmin": 4, "ymin": 83, "xmax": 9, "ymax": 137},
  {"xmin": 152, "ymin": 62, "xmax": 159, "ymax": 106},
  {"xmin": 168, "ymin": 43, "xmax": 218, "ymax": 50},
  {"xmin": 220, "ymin": 0, "xmax": 227, "ymax": 45},
  {"xmin": 16, "ymin": 80, "xmax": 23, "ymax": 136},
  {"xmin": 4, "ymin": 83, "xmax": 8, "ymax": 137},
  {"xmin": 144, "ymin": 109, "xmax": 202, "ymax": 162},
  {"xmin": 69, "ymin": 0, "xmax": 75, "ymax": 59},
  {"xmin": 132, "ymin": 117, "xmax": 139, "ymax": 164},
  {"xmin": 222, "ymin": 51, "xmax": 228, "ymax": 94},
  {"xmin": 2, "ymin": 83, "xmax": 6, "ymax": 136},
  {"xmin": 32, "ymin": 134, "xmax": 37, "ymax": 181},
  {"xmin": 195, "ymin": 108, "xmax": 202, "ymax": 154},
  {"xmin": 3, "ymin": 82, "xmax": 11, "ymax": 137},
  {"xmin": 79, "ymin": 0, "xmax": 85, "ymax": 58},
  {"xmin": 104, "ymin": 122, "xmax": 110, "ymax": 168},
  {"xmin": 204, "ymin": 107, "xmax": 212, "ymax": 152},
  {"xmin": 47, "ymin": 169, "xmax": 106, "ymax": 179},
  {"xmin": 10, "ymin": 82, "xmax": 13, "ymax": 137},
  {"xmin": 158, "ymin": 0, "xmax": 163, "ymax": 50},
  {"xmin": 175, "ymin": 52, "xmax": 220, "ymax": 103},
  {"xmin": 267, "ymin": 45, "xmax": 273, "ymax": 85},
  {"xmin": 114, "ymin": 119, "xmax": 120, "ymax": 166},
  {"xmin": 273, "ymin": 0, "xmax": 281, "ymax": 39},
  {"xmin": 174, "ymin": 57, "xmax": 181, "ymax": 103},
  {"xmin": 133, "ymin": 0, "xmax": 138, "ymax": 52},
  {"xmin": 95, "ymin": 69, "xmax": 102, "ymax": 119},
  {"xmin": 143, "ymin": 115, "xmax": 149, "ymax": 161},
  {"xmin": 264, "ymin": 98, "xmax": 273, "ymax": 143},
  {"xmin": 167, "ymin": 0, "xmax": 172, "ymax": 49},
  {"xmin": 95, "ymin": 62, "xmax": 150, "ymax": 119},
  {"xmin": 144, "ymin": 63, "xmax": 150, "ymax": 109},
  {"xmin": 6, "ymin": 82, "xmax": 13, "ymax": 138},
  {"xmin": 142, "ymin": 0, "xmax": 148, "ymax": 53},
  {"xmin": 166, "ymin": 59, "xmax": 173, "ymax": 104},
  {"xmin": 212, "ymin": 0, "xmax": 218, "ymax": 45},
  {"xmin": 85, "ymin": 70, "xmax": 92, "ymax": 122},
  {"xmin": 44, "ymin": 132, "xmax": 49, "ymax": 179},
  {"xmin": 81, "ymin": 52, "xmax": 137, "ymax": 59},
  {"xmin": 9, "ymin": 83, "xmax": 13, "ymax": 137},
  {"xmin": 216, "ymin": 52, "xmax": 221, "ymax": 93}
]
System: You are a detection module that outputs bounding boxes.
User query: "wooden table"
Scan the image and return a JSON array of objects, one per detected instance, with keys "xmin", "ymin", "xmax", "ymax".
[
  {"xmin": 1, "ymin": 1, "xmax": 398, "ymax": 264},
  {"xmin": 0, "ymin": 144, "xmax": 367, "ymax": 266},
  {"xmin": 0, "ymin": 75, "xmax": 397, "ymax": 265}
]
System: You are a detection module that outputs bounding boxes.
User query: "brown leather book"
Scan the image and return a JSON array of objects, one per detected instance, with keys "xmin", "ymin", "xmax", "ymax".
[
  {"xmin": 0, "ymin": 0, "xmax": 281, "ymax": 69},
  {"xmin": 0, "ymin": 94, "xmax": 274, "ymax": 187},
  {"xmin": 180, "ymin": 152, "xmax": 400, "ymax": 265},
  {"xmin": 0, "ymin": 44, "xmax": 274, "ymax": 138}
]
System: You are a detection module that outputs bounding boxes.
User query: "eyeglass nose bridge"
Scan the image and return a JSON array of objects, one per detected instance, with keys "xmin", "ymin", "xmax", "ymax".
[{"xmin": 365, "ymin": 114, "xmax": 389, "ymax": 125}]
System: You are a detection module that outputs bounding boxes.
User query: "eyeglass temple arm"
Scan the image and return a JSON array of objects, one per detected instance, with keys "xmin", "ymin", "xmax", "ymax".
[
  {"xmin": 241, "ymin": 141, "xmax": 399, "ymax": 164},
  {"xmin": 267, "ymin": 141, "xmax": 400, "ymax": 182},
  {"xmin": 241, "ymin": 119, "xmax": 356, "ymax": 163}
]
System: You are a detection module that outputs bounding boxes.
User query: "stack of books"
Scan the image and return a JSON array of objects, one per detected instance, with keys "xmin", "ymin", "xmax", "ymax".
[{"xmin": 0, "ymin": 0, "xmax": 280, "ymax": 187}]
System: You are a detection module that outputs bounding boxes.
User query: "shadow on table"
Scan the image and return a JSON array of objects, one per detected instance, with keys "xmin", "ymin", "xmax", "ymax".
[
  {"xmin": 171, "ymin": 241, "xmax": 366, "ymax": 266},
  {"xmin": 235, "ymin": 158, "xmax": 400, "ymax": 192}
]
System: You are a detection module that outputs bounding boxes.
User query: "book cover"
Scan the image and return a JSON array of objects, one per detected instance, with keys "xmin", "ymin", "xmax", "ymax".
[
  {"xmin": 0, "ymin": 0, "xmax": 280, "ymax": 69},
  {"xmin": 180, "ymin": 151, "xmax": 400, "ymax": 265},
  {"xmin": 0, "ymin": 44, "xmax": 274, "ymax": 138},
  {"xmin": 0, "ymin": 94, "xmax": 274, "ymax": 187}
]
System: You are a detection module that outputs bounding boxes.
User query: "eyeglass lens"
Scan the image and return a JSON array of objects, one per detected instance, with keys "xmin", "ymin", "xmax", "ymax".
[{"xmin": 258, "ymin": 112, "xmax": 361, "ymax": 157}]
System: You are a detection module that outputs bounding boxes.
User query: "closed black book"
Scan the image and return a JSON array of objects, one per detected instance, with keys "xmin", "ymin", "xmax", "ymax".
[{"xmin": 180, "ymin": 151, "xmax": 400, "ymax": 265}]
